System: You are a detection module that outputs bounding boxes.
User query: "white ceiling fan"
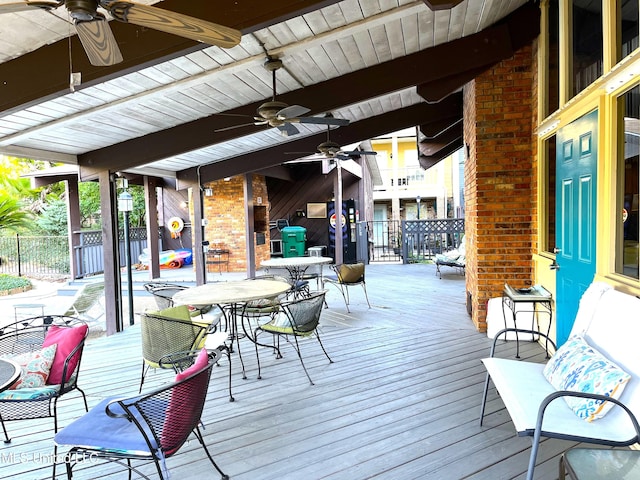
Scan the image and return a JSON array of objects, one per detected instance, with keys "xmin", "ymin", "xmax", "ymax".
[
  {"xmin": 215, "ymin": 57, "xmax": 350, "ymax": 136},
  {"xmin": 285, "ymin": 123, "xmax": 377, "ymax": 172}
]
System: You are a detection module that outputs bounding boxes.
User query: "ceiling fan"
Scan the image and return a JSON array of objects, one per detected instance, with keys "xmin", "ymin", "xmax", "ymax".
[
  {"xmin": 215, "ymin": 57, "xmax": 350, "ymax": 136},
  {"xmin": 0, "ymin": 0, "xmax": 242, "ymax": 66},
  {"xmin": 285, "ymin": 124, "xmax": 378, "ymax": 167}
]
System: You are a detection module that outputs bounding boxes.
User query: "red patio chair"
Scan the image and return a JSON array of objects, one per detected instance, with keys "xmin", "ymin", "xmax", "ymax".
[{"xmin": 55, "ymin": 348, "xmax": 228, "ymax": 479}]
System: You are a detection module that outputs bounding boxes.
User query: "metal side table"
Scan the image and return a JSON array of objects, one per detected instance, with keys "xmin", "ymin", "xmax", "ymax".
[{"xmin": 502, "ymin": 283, "xmax": 552, "ymax": 358}]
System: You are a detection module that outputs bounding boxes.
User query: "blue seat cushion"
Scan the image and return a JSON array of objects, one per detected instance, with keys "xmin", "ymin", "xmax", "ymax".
[{"xmin": 55, "ymin": 396, "xmax": 161, "ymax": 457}]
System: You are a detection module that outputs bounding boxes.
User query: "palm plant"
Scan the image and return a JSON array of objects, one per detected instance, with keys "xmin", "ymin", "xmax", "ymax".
[{"xmin": 0, "ymin": 194, "xmax": 32, "ymax": 233}]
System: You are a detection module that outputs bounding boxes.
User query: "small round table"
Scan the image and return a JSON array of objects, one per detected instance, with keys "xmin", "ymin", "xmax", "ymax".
[
  {"xmin": 0, "ymin": 358, "xmax": 21, "ymax": 393},
  {"xmin": 172, "ymin": 279, "xmax": 292, "ymax": 379},
  {"xmin": 172, "ymin": 279, "xmax": 292, "ymax": 308},
  {"xmin": 261, "ymin": 256, "xmax": 333, "ymax": 292}
]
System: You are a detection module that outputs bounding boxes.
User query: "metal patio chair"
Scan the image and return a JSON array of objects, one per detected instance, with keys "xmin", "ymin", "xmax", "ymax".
[
  {"xmin": 253, "ymin": 291, "xmax": 332, "ymax": 385},
  {"xmin": 322, "ymin": 262, "xmax": 371, "ymax": 312},
  {"xmin": 143, "ymin": 282, "xmax": 217, "ymax": 318},
  {"xmin": 55, "ymin": 349, "xmax": 228, "ymax": 480},
  {"xmin": 0, "ymin": 315, "xmax": 89, "ymax": 479},
  {"xmin": 139, "ymin": 306, "xmax": 232, "ymax": 401}
]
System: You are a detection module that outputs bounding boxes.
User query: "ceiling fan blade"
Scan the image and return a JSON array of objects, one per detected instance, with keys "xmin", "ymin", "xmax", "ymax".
[
  {"xmin": 0, "ymin": 1, "xmax": 58, "ymax": 13},
  {"xmin": 293, "ymin": 116, "xmax": 350, "ymax": 126},
  {"xmin": 277, "ymin": 123, "xmax": 299, "ymax": 137},
  {"xmin": 214, "ymin": 122, "xmax": 261, "ymax": 132},
  {"xmin": 276, "ymin": 105, "xmax": 309, "ymax": 119},
  {"xmin": 341, "ymin": 150, "xmax": 378, "ymax": 156},
  {"xmin": 75, "ymin": 17, "xmax": 124, "ymax": 66},
  {"xmin": 106, "ymin": 2, "xmax": 241, "ymax": 48},
  {"xmin": 285, "ymin": 156, "xmax": 325, "ymax": 164}
]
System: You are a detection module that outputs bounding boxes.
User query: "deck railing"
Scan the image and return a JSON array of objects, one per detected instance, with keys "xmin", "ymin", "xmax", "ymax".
[
  {"xmin": 0, "ymin": 235, "xmax": 69, "ymax": 277},
  {"xmin": 366, "ymin": 218, "xmax": 464, "ymax": 263},
  {"xmin": 0, "ymin": 228, "xmax": 148, "ymax": 278}
]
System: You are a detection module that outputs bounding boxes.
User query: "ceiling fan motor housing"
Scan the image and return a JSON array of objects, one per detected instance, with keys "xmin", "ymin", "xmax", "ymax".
[
  {"xmin": 317, "ymin": 141, "xmax": 342, "ymax": 157},
  {"xmin": 66, "ymin": 0, "xmax": 99, "ymax": 21},
  {"xmin": 256, "ymin": 101, "xmax": 288, "ymax": 120}
]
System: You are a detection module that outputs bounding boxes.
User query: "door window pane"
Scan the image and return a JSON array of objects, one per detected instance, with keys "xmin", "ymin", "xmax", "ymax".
[
  {"xmin": 618, "ymin": 86, "xmax": 640, "ymax": 279},
  {"xmin": 572, "ymin": 0, "xmax": 603, "ymax": 98},
  {"xmin": 545, "ymin": 134, "xmax": 557, "ymax": 253}
]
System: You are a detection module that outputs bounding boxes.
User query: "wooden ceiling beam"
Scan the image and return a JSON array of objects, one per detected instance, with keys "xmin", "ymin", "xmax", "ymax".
[
  {"xmin": 418, "ymin": 121, "xmax": 462, "ymax": 157},
  {"xmin": 419, "ymin": 137, "xmax": 464, "ymax": 170},
  {"xmin": 422, "ymin": 0, "xmax": 464, "ymax": 11},
  {"xmin": 181, "ymin": 95, "xmax": 462, "ymax": 185},
  {"xmin": 78, "ymin": 6, "xmax": 529, "ymax": 174},
  {"xmin": 0, "ymin": 0, "xmax": 342, "ymax": 115},
  {"xmin": 419, "ymin": 117, "xmax": 462, "ymax": 139}
]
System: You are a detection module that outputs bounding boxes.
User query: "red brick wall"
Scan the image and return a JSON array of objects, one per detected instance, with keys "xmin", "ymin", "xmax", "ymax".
[
  {"xmin": 202, "ymin": 175, "xmax": 270, "ymax": 272},
  {"xmin": 464, "ymin": 43, "xmax": 538, "ymax": 331}
]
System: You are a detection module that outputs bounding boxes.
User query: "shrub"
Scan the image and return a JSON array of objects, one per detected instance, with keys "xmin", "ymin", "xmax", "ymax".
[{"xmin": 0, "ymin": 273, "xmax": 31, "ymax": 293}]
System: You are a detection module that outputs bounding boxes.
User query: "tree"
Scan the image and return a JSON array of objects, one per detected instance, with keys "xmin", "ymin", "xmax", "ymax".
[
  {"xmin": 0, "ymin": 156, "xmax": 63, "ymax": 215},
  {"xmin": 0, "ymin": 194, "xmax": 32, "ymax": 233},
  {"xmin": 35, "ymin": 199, "xmax": 68, "ymax": 235}
]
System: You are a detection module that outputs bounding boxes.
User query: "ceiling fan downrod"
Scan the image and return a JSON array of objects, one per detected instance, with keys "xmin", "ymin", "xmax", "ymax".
[{"xmin": 263, "ymin": 57, "xmax": 282, "ymax": 102}]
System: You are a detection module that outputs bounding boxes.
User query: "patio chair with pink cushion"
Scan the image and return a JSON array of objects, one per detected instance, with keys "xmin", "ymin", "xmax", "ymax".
[
  {"xmin": 55, "ymin": 348, "xmax": 228, "ymax": 480},
  {"xmin": 0, "ymin": 315, "xmax": 89, "ymax": 478}
]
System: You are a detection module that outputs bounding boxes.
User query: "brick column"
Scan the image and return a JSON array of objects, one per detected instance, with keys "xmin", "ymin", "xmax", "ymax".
[
  {"xmin": 202, "ymin": 175, "xmax": 270, "ymax": 272},
  {"xmin": 464, "ymin": 43, "xmax": 538, "ymax": 331}
]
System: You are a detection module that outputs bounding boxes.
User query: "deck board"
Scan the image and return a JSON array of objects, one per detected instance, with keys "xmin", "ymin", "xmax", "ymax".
[{"xmin": 0, "ymin": 263, "xmax": 602, "ymax": 479}]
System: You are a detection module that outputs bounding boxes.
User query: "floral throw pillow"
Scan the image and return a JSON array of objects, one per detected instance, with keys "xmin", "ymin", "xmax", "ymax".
[
  {"xmin": 7, "ymin": 343, "xmax": 58, "ymax": 390},
  {"xmin": 543, "ymin": 336, "xmax": 631, "ymax": 422}
]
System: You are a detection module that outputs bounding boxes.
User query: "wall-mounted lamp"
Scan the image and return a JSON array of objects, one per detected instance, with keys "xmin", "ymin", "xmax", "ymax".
[
  {"xmin": 118, "ymin": 191, "xmax": 133, "ymax": 213},
  {"xmin": 203, "ymin": 187, "xmax": 214, "ymax": 197},
  {"xmin": 180, "ymin": 201, "xmax": 189, "ymax": 209},
  {"xmin": 295, "ymin": 209, "xmax": 306, "ymax": 218}
]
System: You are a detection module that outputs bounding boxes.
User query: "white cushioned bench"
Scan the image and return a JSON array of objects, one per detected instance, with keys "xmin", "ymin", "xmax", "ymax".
[{"xmin": 479, "ymin": 282, "xmax": 640, "ymax": 480}]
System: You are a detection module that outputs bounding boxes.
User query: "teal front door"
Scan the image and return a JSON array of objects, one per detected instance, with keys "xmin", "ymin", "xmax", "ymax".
[{"xmin": 555, "ymin": 110, "xmax": 598, "ymax": 346}]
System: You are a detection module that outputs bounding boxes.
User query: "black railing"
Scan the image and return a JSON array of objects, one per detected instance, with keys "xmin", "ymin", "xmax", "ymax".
[
  {"xmin": 367, "ymin": 220, "xmax": 402, "ymax": 263},
  {"xmin": 0, "ymin": 228, "xmax": 149, "ymax": 278},
  {"xmin": 0, "ymin": 235, "xmax": 70, "ymax": 277},
  {"xmin": 366, "ymin": 218, "xmax": 464, "ymax": 263}
]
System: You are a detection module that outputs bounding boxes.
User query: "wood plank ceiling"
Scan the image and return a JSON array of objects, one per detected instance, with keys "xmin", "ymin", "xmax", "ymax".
[{"xmin": 0, "ymin": 0, "xmax": 537, "ymax": 185}]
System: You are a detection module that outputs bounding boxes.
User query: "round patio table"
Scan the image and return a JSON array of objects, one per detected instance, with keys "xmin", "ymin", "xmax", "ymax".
[
  {"xmin": 261, "ymin": 256, "xmax": 333, "ymax": 282},
  {"xmin": 172, "ymin": 279, "xmax": 291, "ymax": 308},
  {"xmin": 0, "ymin": 358, "xmax": 21, "ymax": 393},
  {"xmin": 172, "ymin": 279, "xmax": 292, "ymax": 379}
]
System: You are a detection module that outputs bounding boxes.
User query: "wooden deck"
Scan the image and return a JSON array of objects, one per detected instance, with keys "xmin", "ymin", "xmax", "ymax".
[{"xmin": 0, "ymin": 263, "xmax": 580, "ymax": 479}]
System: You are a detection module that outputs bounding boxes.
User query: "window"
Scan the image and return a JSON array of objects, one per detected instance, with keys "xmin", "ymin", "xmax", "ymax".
[
  {"xmin": 619, "ymin": 0, "xmax": 639, "ymax": 62},
  {"xmin": 546, "ymin": 0, "xmax": 560, "ymax": 115},
  {"xmin": 572, "ymin": 0, "xmax": 603, "ymax": 98},
  {"xmin": 545, "ymin": 134, "xmax": 557, "ymax": 253},
  {"xmin": 617, "ymin": 86, "xmax": 640, "ymax": 279}
]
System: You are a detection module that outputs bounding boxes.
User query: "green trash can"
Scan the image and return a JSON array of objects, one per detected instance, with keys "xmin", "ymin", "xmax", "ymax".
[{"xmin": 281, "ymin": 226, "xmax": 306, "ymax": 258}]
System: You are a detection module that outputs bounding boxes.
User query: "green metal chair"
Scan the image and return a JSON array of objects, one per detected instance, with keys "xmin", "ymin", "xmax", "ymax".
[
  {"xmin": 322, "ymin": 262, "xmax": 371, "ymax": 312},
  {"xmin": 253, "ymin": 291, "xmax": 332, "ymax": 385}
]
